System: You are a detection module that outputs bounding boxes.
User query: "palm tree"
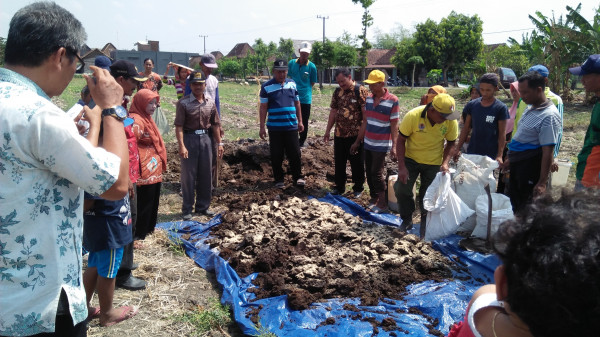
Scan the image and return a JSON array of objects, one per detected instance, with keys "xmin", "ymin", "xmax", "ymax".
[{"xmin": 406, "ymin": 56, "xmax": 423, "ymax": 89}]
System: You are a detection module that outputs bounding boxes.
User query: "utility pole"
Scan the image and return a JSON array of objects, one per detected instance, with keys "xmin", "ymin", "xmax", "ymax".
[
  {"xmin": 199, "ymin": 35, "xmax": 208, "ymax": 54},
  {"xmin": 316, "ymin": 15, "xmax": 329, "ymax": 88}
]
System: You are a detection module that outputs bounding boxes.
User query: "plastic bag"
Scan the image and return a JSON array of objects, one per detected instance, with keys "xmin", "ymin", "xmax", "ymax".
[
  {"xmin": 152, "ymin": 105, "xmax": 170, "ymax": 135},
  {"xmin": 471, "ymin": 193, "xmax": 513, "ymax": 239},
  {"xmin": 423, "ymin": 172, "xmax": 475, "ymax": 241},
  {"xmin": 451, "ymin": 154, "xmax": 499, "ymax": 211}
]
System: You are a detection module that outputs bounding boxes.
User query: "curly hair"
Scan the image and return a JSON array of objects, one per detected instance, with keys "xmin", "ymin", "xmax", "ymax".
[{"xmin": 493, "ymin": 191, "xmax": 600, "ymax": 337}]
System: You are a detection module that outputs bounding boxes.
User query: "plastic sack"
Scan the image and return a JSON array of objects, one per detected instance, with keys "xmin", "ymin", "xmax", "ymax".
[
  {"xmin": 471, "ymin": 193, "xmax": 513, "ymax": 239},
  {"xmin": 451, "ymin": 154, "xmax": 499, "ymax": 213},
  {"xmin": 152, "ymin": 105, "xmax": 170, "ymax": 135},
  {"xmin": 423, "ymin": 172, "xmax": 475, "ymax": 241}
]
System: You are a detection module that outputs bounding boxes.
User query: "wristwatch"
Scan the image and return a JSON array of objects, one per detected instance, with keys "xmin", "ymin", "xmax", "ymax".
[{"xmin": 101, "ymin": 105, "xmax": 128, "ymax": 121}]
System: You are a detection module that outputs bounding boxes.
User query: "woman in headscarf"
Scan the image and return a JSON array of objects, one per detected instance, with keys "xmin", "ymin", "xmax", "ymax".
[
  {"xmin": 129, "ymin": 89, "xmax": 168, "ymax": 240},
  {"xmin": 419, "ymin": 85, "xmax": 447, "ymax": 105}
]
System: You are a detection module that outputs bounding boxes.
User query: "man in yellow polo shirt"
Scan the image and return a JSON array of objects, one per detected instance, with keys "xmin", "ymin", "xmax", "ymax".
[{"xmin": 394, "ymin": 93, "xmax": 459, "ymax": 237}]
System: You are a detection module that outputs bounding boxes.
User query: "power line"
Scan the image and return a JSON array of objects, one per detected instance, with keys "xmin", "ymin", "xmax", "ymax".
[
  {"xmin": 483, "ymin": 28, "xmax": 534, "ymax": 35},
  {"xmin": 199, "ymin": 35, "xmax": 208, "ymax": 54}
]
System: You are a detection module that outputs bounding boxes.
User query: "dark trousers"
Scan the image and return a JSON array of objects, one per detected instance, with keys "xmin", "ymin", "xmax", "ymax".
[
  {"xmin": 181, "ymin": 133, "xmax": 213, "ymax": 214},
  {"xmin": 117, "ymin": 184, "xmax": 136, "ymax": 280},
  {"xmin": 298, "ymin": 103, "xmax": 311, "ymax": 146},
  {"xmin": 509, "ymin": 152, "xmax": 542, "ymax": 214},
  {"xmin": 268, "ymin": 129, "xmax": 302, "ymax": 182},
  {"xmin": 394, "ymin": 157, "xmax": 440, "ymax": 225},
  {"xmin": 134, "ymin": 182, "xmax": 162, "ymax": 240},
  {"xmin": 365, "ymin": 149, "xmax": 387, "ymax": 199},
  {"xmin": 334, "ymin": 136, "xmax": 365, "ymax": 193},
  {"xmin": 17, "ymin": 290, "xmax": 88, "ymax": 337}
]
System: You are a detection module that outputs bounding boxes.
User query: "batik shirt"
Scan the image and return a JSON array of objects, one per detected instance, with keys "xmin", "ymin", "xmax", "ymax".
[
  {"xmin": 329, "ymin": 84, "xmax": 369, "ymax": 138},
  {"xmin": 0, "ymin": 68, "xmax": 120, "ymax": 335}
]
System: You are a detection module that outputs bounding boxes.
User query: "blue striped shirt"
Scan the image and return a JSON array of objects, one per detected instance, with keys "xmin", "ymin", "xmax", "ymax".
[{"xmin": 260, "ymin": 78, "xmax": 300, "ymax": 131}]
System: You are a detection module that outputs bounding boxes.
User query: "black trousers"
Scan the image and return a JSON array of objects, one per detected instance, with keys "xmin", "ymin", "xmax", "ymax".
[
  {"xmin": 298, "ymin": 103, "xmax": 311, "ymax": 146},
  {"xmin": 134, "ymin": 182, "xmax": 162, "ymax": 240},
  {"xmin": 334, "ymin": 136, "xmax": 365, "ymax": 193},
  {"xmin": 509, "ymin": 152, "xmax": 543, "ymax": 214},
  {"xmin": 365, "ymin": 150, "xmax": 387, "ymax": 198},
  {"xmin": 268, "ymin": 129, "xmax": 302, "ymax": 182}
]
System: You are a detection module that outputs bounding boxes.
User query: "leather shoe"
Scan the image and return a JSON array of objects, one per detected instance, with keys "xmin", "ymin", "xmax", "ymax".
[{"xmin": 116, "ymin": 275, "xmax": 146, "ymax": 291}]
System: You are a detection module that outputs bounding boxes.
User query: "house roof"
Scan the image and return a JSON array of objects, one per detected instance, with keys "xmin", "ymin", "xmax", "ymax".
[
  {"xmin": 211, "ymin": 51, "xmax": 224, "ymax": 60},
  {"xmin": 366, "ymin": 49, "xmax": 396, "ymax": 69},
  {"xmin": 226, "ymin": 43, "xmax": 255, "ymax": 58},
  {"xmin": 82, "ymin": 48, "xmax": 111, "ymax": 60}
]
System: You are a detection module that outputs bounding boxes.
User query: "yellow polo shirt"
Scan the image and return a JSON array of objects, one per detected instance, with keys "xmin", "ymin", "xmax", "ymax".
[{"xmin": 399, "ymin": 105, "xmax": 459, "ymax": 165}]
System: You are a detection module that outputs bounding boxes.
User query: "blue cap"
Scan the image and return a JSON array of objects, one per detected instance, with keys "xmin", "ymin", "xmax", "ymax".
[
  {"xmin": 528, "ymin": 65, "xmax": 549, "ymax": 78},
  {"xmin": 94, "ymin": 55, "xmax": 112, "ymax": 71},
  {"xmin": 569, "ymin": 54, "xmax": 600, "ymax": 76}
]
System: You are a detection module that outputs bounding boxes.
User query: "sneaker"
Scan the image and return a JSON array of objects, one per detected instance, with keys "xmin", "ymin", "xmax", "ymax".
[
  {"xmin": 182, "ymin": 213, "xmax": 192, "ymax": 220},
  {"xmin": 195, "ymin": 209, "xmax": 215, "ymax": 216},
  {"xmin": 275, "ymin": 181, "xmax": 285, "ymax": 189},
  {"xmin": 296, "ymin": 178, "xmax": 306, "ymax": 186},
  {"xmin": 353, "ymin": 190, "xmax": 363, "ymax": 198}
]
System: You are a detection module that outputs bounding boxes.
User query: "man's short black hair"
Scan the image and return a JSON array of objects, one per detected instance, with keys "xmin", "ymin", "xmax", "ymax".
[
  {"xmin": 518, "ymin": 71, "xmax": 546, "ymax": 90},
  {"xmin": 479, "ymin": 73, "xmax": 499, "ymax": 87},
  {"xmin": 493, "ymin": 191, "xmax": 600, "ymax": 337},
  {"xmin": 5, "ymin": 2, "xmax": 86, "ymax": 67},
  {"xmin": 334, "ymin": 68, "xmax": 351, "ymax": 78}
]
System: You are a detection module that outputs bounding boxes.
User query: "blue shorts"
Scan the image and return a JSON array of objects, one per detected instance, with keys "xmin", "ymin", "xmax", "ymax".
[{"xmin": 87, "ymin": 248, "xmax": 124, "ymax": 279}]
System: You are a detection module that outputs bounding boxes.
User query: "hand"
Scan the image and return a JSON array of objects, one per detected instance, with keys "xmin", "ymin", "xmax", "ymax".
[
  {"xmin": 390, "ymin": 147, "xmax": 397, "ymax": 162},
  {"xmin": 128, "ymin": 179, "xmax": 135, "ymax": 199},
  {"xmin": 500, "ymin": 158, "xmax": 510, "ymax": 171},
  {"xmin": 218, "ymin": 145, "xmax": 224, "ymax": 158},
  {"xmin": 179, "ymin": 145, "xmax": 189, "ymax": 159},
  {"xmin": 495, "ymin": 156, "xmax": 504, "ymax": 166},
  {"xmin": 297, "ymin": 122, "xmax": 304, "ymax": 133},
  {"xmin": 84, "ymin": 66, "xmax": 123, "ymax": 110},
  {"xmin": 323, "ymin": 133, "xmax": 330, "ymax": 144},
  {"xmin": 259, "ymin": 127, "xmax": 267, "ymax": 140},
  {"xmin": 533, "ymin": 182, "xmax": 546, "ymax": 197},
  {"xmin": 440, "ymin": 162, "xmax": 450, "ymax": 174},
  {"xmin": 550, "ymin": 160, "xmax": 559, "ymax": 173},
  {"xmin": 350, "ymin": 142, "xmax": 359, "ymax": 155},
  {"xmin": 81, "ymin": 105, "xmax": 100, "ymax": 127},
  {"xmin": 398, "ymin": 166, "xmax": 409, "ymax": 184}
]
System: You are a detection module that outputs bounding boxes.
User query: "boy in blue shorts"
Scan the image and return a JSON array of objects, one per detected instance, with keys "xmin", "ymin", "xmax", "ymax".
[{"xmin": 82, "ymin": 118, "xmax": 139, "ymax": 327}]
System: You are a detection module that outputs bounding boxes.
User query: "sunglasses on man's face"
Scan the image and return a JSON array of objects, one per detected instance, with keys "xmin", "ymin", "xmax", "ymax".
[{"xmin": 64, "ymin": 47, "xmax": 85, "ymax": 72}]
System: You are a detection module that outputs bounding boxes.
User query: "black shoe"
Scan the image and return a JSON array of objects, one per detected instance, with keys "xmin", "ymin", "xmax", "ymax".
[
  {"xmin": 400, "ymin": 220, "xmax": 413, "ymax": 232},
  {"xmin": 116, "ymin": 275, "xmax": 146, "ymax": 291}
]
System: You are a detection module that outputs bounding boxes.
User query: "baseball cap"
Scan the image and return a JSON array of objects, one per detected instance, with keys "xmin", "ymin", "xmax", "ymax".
[
  {"xmin": 200, "ymin": 54, "xmax": 218, "ymax": 69},
  {"xmin": 529, "ymin": 65, "xmax": 549, "ymax": 78},
  {"xmin": 299, "ymin": 41, "xmax": 311, "ymax": 53},
  {"xmin": 94, "ymin": 55, "xmax": 112, "ymax": 71},
  {"xmin": 109, "ymin": 60, "xmax": 147, "ymax": 81},
  {"xmin": 273, "ymin": 59, "xmax": 287, "ymax": 70},
  {"xmin": 189, "ymin": 71, "xmax": 206, "ymax": 83},
  {"xmin": 569, "ymin": 54, "xmax": 600, "ymax": 76},
  {"xmin": 363, "ymin": 70, "xmax": 386, "ymax": 84},
  {"xmin": 432, "ymin": 93, "xmax": 459, "ymax": 120}
]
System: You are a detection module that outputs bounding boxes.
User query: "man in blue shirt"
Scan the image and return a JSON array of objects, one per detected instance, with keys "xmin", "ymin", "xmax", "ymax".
[
  {"xmin": 288, "ymin": 41, "xmax": 318, "ymax": 147},
  {"xmin": 260, "ymin": 59, "xmax": 305, "ymax": 188}
]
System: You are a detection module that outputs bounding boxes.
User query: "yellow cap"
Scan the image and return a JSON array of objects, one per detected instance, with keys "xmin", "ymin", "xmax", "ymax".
[
  {"xmin": 432, "ymin": 93, "xmax": 459, "ymax": 120},
  {"xmin": 364, "ymin": 70, "xmax": 386, "ymax": 84}
]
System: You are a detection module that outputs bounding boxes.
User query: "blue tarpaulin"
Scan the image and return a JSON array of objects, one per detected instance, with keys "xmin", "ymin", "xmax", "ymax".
[{"xmin": 157, "ymin": 194, "xmax": 500, "ymax": 336}]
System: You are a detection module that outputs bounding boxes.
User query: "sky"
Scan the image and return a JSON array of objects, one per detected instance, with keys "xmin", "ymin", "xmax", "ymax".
[{"xmin": 1, "ymin": 0, "xmax": 598, "ymax": 56}]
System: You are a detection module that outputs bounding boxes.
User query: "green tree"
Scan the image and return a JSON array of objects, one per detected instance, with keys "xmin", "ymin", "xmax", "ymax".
[
  {"xmin": 406, "ymin": 56, "xmax": 423, "ymax": 89},
  {"xmin": 334, "ymin": 41, "xmax": 357, "ymax": 67},
  {"xmin": 414, "ymin": 19, "xmax": 443, "ymax": 71},
  {"xmin": 252, "ymin": 38, "xmax": 277, "ymax": 76},
  {"xmin": 390, "ymin": 37, "xmax": 417, "ymax": 79},
  {"xmin": 277, "ymin": 38, "xmax": 295, "ymax": 61},
  {"xmin": 311, "ymin": 39, "xmax": 336, "ymax": 87},
  {"xmin": 351, "ymin": 0, "xmax": 376, "ymax": 80},
  {"xmin": 372, "ymin": 23, "xmax": 411, "ymax": 49},
  {"xmin": 218, "ymin": 58, "xmax": 242, "ymax": 81},
  {"xmin": 337, "ymin": 31, "xmax": 357, "ymax": 47}
]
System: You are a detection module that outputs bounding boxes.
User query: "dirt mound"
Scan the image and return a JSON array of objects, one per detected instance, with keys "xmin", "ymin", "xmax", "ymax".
[{"xmin": 208, "ymin": 197, "xmax": 453, "ymax": 311}]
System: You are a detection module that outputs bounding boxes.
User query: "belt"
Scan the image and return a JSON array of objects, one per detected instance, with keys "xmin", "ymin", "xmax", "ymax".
[{"xmin": 184, "ymin": 129, "xmax": 209, "ymax": 135}]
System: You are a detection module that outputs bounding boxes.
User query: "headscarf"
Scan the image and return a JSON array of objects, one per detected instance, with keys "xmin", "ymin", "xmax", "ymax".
[
  {"xmin": 506, "ymin": 81, "xmax": 520, "ymax": 135},
  {"xmin": 422, "ymin": 85, "xmax": 447, "ymax": 105},
  {"xmin": 129, "ymin": 89, "xmax": 167, "ymax": 170}
]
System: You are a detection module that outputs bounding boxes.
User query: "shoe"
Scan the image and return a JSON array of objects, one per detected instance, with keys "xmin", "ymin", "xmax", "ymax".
[
  {"xmin": 296, "ymin": 178, "xmax": 306, "ymax": 186},
  {"xmin": 400, "ymin": 220, "xmax": 413, "ymax": 232},
  {"xmin": 182, "ymin": 213, "xmax": 192, "ymax": 220},
  {"xmin": 370, "ymin": 205, "xmax": 388, "ymax": 214},
  {"xmin": 353, "ymin": 190, "xmax": 363, "ymax": 198},
  {"xmin": 331, "ymin": 188, "xmax": 343, "ymax": 195},
  {"xmin": 275, "ymin": 181, "xmax": 285, "ymax": 189},
  {"xmin": 116, "ymin": 275, "xmax": 146, "ymax": 291},
  {"xmin": 195, "ymin": 209, "xmax": 215, "ymax": 216}
]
